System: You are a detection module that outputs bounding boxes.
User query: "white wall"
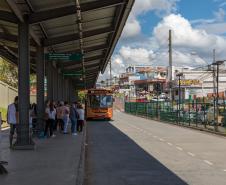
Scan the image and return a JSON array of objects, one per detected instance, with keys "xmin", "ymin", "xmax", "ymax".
[{"xmin": 0, "ymin": 80, "xmax": 18, "ymax": 108}]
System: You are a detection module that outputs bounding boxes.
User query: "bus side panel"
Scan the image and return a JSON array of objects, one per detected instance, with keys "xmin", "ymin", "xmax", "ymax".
[{"xmin": 86, "ymin": 107, "xmax": 113, "ymax": 119}]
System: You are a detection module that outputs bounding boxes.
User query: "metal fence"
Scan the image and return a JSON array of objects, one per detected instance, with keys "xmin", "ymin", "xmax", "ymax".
[{"xmin": 125, "ymin": 99, "xmax": 226, "ymax": 135}]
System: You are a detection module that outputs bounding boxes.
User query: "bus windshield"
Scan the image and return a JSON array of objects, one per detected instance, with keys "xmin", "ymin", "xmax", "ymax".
[{"xmin": 89, "ymin": 95, "xmax": 113, "ymax": 108}]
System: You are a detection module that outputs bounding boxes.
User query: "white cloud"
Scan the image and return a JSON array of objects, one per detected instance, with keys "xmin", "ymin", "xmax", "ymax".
[
  {"xmin": 153, "ymin": 14, "xmax": 226, "ymax": 53},
  {"xmin": 191, "ymin": 8, "xmax": 226, "ymax": 34},
  {"xmin": 214, "ymin": 8, "xmax": 225, "ymax": 21},
  {"xmin": 196, "ymin": 22, "xmax": 226, "ymax": 35},
  {"xmin": 100, "ymin": 13, "xmax": 226, "ymax": 80},
  {"xmin": 119, "ymin": 46, "xmax": 154, "ymax": 66},
  {"xmin": 151, "ymin": 50, "xmax": 207, "ymax": 67},
  {"xmin": 122, "ymin": 0, "xmax": 179, "ymax": 38},
  {"xmin": 131, "ymin": 0, "xmax": 179, "ymax": 17},
  {"xmin": 121, "ymin": 18, "xmax": 141, "ymax": 38}
]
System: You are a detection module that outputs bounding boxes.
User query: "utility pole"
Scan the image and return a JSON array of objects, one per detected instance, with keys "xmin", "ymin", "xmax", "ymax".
[
  {"xmin": 176, "ymin": 72, "xmax": 183, "ymax": 124},
  {"xmin": 212, "ymin": 49, "xmax": 217, "ymax": 128},
  {"xmin": 212, "ymin": 60, "xmax": 225, "ymax": 130},
  {"xmin": 169, "ymin": 29, "xmax": 173, "ymax": 100},
  {"xmin": 109, "ymin": 59, "xmax": 112, "ymax": 87}
]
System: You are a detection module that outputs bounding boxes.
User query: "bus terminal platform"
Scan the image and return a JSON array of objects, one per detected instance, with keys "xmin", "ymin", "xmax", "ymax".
[{"xmin": 0, "ymin": 128, "xmax": 85, "ymax": 185}]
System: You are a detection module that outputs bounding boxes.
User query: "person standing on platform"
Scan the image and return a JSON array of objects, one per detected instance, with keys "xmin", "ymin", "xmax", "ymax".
[
  {"xmin": 56, "ymin": 101, "xmax": 64, "ymax": 131},
  {"xmin": 70, "ymin": 102, "xmax": 79, "ymax": 135},
  {"xmin": 7, "ymin": 96, "xmax": 19, "ymax": 148},
  {"xmin": 44, "ymin": 102, "xmax": 56, "ymax": 138},
  {"xmin": 77, "ymin": 104, "xmax": 85, "ymax": 132},
  {"xmin": 63, "ymin": 101, "xmax": 70, "ymax": 134}
]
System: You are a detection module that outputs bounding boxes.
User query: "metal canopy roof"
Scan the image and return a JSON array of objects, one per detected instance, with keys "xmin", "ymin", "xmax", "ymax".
[{"xmin": 0, "ymin": 0, "xmax": 134, "ymax": 89}]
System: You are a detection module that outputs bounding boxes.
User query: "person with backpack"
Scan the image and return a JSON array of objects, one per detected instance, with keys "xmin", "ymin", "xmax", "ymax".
[{"xmin": 70, "ymin": 102, "xmax": 79, "ymax": 135}]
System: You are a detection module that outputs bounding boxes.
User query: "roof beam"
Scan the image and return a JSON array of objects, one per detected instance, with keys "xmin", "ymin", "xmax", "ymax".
[
  {"xmin": 28, "ymin": 0, "xmax": 124, "ymax": 24},
  {"xmin": 64, "ymin": 62, "xmax": 100, "ymax": 71},
  {"xmin": 63, "ymin": 55, "xmax": 103, "ymax": 68},
  {"xmin": 0, "ymin": 47, "xmax": 17, "ymax": 65},
  {"xmin": 3, "ymin": 45, "xmax": 36, "ymax": 58},
  {"xmin": 6, "ymin": 0, "xmax": 41, "ymax": 46},
  {"xmin": 43, "ymin": 27, "xmax": 114, "ymax": 46},
  {"xmin": 0, "ymin": 46, "xmax": 36, "ymax": 72},
  {"xmin": 64, "ymin": 44, "xmax": 108, "ymax": 54},
  {"xmin": 0, "ymin": 32, "xmax": 17, "ymax": 42},
  {"xmin": 0, "ymin": 32, "xmax": 37, "ymax": 46},
  {"xmin": 0, "ymin": 10, "xmax": 18, "ymax": 23}
]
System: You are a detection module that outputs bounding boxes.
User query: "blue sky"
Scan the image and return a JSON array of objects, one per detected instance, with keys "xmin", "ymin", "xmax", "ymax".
[
  {"xmin": 135, "ymin": 0, "xmax": 226, "ymax": 37},
  {"xmin": 100, "ymin": 0, "xmax": 226, "ymax": 79}
]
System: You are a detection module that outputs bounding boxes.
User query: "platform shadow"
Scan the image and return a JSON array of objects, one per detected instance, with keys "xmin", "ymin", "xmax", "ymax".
[{"xmin": 85, "ymin": 120, "xmax": 188, "ymax": 185}]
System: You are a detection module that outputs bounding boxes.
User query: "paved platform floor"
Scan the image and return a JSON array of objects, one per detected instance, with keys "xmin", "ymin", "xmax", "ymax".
[{"xmin": 0, "ymin": 128, "xmax": 83, "ymax": 185}]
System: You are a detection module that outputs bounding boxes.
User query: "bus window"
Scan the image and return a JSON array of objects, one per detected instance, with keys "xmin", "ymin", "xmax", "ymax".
[{"xmin": 89, "ymin": 95, "xmax": 113, "ymax": 108}]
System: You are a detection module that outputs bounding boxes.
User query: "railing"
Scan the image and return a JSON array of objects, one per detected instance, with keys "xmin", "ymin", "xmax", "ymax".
[{"xmin": 125, "ymin": 99, "xmax": 226, "ymax": 135}]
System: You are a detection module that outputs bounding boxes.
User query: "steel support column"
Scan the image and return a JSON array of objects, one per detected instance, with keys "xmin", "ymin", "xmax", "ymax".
[
  {"xmin": 36, "ymin": 46, "xmax": 45, "ymax": 134},
  {"xmin": 70, "ymin": 81, "xmax": 76, "ymax": 102},
  {"xmin": 14, "ymin": 16, "xmax": 34, "ymax": 149},
  {"xmin": 72, "ymin": 86, "xmax": 76, "ymax": 102},
  {"xmin": 47, "ymin": 62, "xmax": 53, "ymax": 101},
  {"xmin": 64, "ymin": 79, "xmax": 68, "ymax": 102},
  {"xmin": 69, "ymin": 80, "xmax": 72, "ymax": 102},
  {"xmin": 61, "ymin": 76, "xmax": 65, "ymax": 101},
  {"xmin": 58, "ymin": 73, "xmax": 63, "ymax": 101},
  {"xmin": 52, "ymin": 68, "xmax": 56, "ymax": 101},
  {"xmin": 55, "ymin": 69, "xmax": 59, "ymax": 101}
]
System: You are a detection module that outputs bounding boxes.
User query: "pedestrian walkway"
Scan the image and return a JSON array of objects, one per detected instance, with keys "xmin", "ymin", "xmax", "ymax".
[{"xmin": 0, "ymin": 129, "xmax": 85, "ymax": 185}]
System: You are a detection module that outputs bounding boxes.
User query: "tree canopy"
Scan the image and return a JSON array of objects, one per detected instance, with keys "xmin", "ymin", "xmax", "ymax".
[{"xmin": 0, "ymin": 57, "xmax": 18, "ymax": 88}]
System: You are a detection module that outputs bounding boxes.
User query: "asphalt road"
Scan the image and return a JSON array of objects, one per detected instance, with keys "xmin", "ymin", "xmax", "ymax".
[{"xmin": 85, "ymin": 111, "xmax": 226, "ymax": 185}]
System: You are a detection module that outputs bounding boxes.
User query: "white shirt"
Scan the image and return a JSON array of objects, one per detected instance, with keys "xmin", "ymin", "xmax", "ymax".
[
  {"xmin": 45, "ymin": 108, "xmax": 56, "ymax": 120},
  {"xmin": 7, "ymin": 103, "xmax": 17, "ymax": 124},
  {"xmin": 77, "ymin": 109, "xmax": 85, "ymax": 120},
  {"xmin": 0, "ymin": 112, "xmax": 2, "ymax": 131}
]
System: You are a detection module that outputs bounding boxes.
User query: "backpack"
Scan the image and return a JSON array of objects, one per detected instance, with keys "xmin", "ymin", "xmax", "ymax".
[{"xmin": 75, "ymin": 109, "xmax": 80, "ymax": 119}]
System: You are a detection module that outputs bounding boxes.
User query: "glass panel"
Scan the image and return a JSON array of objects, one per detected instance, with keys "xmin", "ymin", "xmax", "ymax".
[{"xmin": 89, "ymin": 95, "xmax": 113, "ymax": 108}]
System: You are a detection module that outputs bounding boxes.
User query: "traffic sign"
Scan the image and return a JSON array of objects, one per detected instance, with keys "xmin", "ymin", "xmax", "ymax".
[{"xmin": 45, "ymin": 53, "xmax": 82, "ymax": 61}]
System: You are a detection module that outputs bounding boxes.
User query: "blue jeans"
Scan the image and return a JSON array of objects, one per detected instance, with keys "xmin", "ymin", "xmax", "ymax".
[
  {"xmin": 63, "ymin": 116, "xmax": 69, "ymax": 133},
  {"xmin": 71, "ymin": 119, "xmax": 77, "ymax": 133}
]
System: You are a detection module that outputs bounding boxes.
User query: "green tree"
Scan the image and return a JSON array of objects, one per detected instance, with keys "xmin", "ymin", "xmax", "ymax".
[
  {"xmin": 78, "ymin": 90, "xmax": 86, "ymax": 103},
  {"xmin": 0, "ymin": 57, "xmax": 18, "ymax": 88}
]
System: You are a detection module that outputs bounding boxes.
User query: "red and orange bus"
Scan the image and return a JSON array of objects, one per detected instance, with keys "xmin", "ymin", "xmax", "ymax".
[{"xmin": 85, "ymin": 89, "xmax": 113, "ymax": 120}]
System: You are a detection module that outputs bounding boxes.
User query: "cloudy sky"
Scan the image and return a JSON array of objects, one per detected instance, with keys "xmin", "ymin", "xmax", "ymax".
[{"xmin": 99, "ymin": 0, "xmax": 226, "ymax": 80}]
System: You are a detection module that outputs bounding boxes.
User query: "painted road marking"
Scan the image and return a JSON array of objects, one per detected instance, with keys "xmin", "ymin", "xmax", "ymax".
[
  {"xmin": 187, "ymin": 152, "xmax": 195, "ymax": 157},
  {"xmin": 159, "ymin": 138, "xmax": 165, "ymax": 141},
  {"xmin": 176, "ymin": 147, "xmax": 183, "ymax": 151},
  {"xmin": 153, "ymin": 136, "xmax": 157, "ymax": 138},
  {"xmin": 116, "ymin": 110, "xmax": 120, "ymax": 112},
  {"xmin": 167, "ymin": 142, "xmax": 173, "ymax": 146},
  {"xmin": 223, "ymin": 169, "xmax": 226, "ymax": 172},
  {"xmin": 204, "ymin": 160, "xmax": 213, "ymax": 166}
]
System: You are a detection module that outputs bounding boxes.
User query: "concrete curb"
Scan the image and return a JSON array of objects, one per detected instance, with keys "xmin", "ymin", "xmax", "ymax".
[
  {"xmin": 124, "ymin": 112, "xmax": 226, "ymax": 137},
  {"xmin": 75, "ymin": 123, "xmax": 87, "ymax": 185}
]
